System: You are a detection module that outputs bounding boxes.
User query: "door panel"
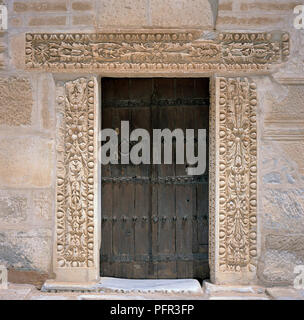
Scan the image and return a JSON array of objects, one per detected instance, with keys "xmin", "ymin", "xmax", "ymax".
[{"xmin": 101, "ymin": 78, "xmax": 209, "ymax": 279}]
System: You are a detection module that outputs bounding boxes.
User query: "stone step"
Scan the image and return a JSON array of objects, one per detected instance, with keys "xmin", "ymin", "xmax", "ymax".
[{"xmin": 96, "ymin": 277, "xmax": 203, "ymax": 295}]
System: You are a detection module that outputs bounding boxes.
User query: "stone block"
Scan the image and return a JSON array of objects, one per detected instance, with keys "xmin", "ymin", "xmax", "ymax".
[
  {"xmin": 96, "ymin": 0, "xmax": 147, "ymax": 27},
  {"xmin": 0, "ymin": 190, "xmax": 29, "ymax": 224},
  {"xmin": 0, "ymin": 136, "xmax": 54, "ymax": 188},
  {"xmin": 10, "ymin": 34, "xmax": 26, "ymax": 70},
  {"xmin": 0, "ymin": 283, "xmax": 34, "ymax": 300},
  {"xmin": 32, "ymin": 189, "xmax": 54, "ymax": 222},
  {"xmin": 0, "ymin": 230, "xmax": 52, "ymax": 273},
  {"xmin": 72, "ymin": 1, "xmax": 94, "ymax": 11},
  {"xmin": 0, "ymin": 77, "xmax": 33, "ymax": 127},
  {"xmin": 240, "ymin": 2, "xmax": 301, "ymax": 12},
  {"xmin": 37, "ymin": 75, "xmax": 55, "ymax": 131},
  {"xmin": 13, "ymin": 1, "xmax": 67, "ymax": 13},
  {"xmin": 150, "ymin": 0, "xmax": 213, "ymax": 28},
  {"xmin": 266, "ymin": 287, "xmax": 304, "ymax": 300},
  {"xmin": 72, "ymin": 14, "xmax": 95, "ymax": 26},
  {"xmin": 259, "ymin": 249, "xmax": 304, "ymax": 285},
  {"xmin": 218, "ymin": 1, "xmax": 233, "ymax": 11},
  {"xmin": 28, "ymin": 16, "xmax": 67, "ymax": 27}
]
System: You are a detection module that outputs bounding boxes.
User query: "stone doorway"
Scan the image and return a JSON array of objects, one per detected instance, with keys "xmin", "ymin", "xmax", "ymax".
[
  {"xmin": 27, "ymin": 30, "xmax": 277, "ymax": 289},
  {"xmin": 100, "ymin": 78, "xmax": 210, "ymax": 280}
]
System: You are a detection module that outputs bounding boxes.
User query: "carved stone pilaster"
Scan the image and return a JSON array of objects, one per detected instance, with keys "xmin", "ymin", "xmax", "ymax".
[
  {"xmin": 210, "ymin": 77, "xmax": 258, "ymax": 284},
  {"xmin": 51, "ymin": 77, "xmax": 100, "ymax": 284}
]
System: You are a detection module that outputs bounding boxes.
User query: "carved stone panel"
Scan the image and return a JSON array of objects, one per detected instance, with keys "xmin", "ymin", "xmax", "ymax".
[
  {"xmin": 210, "ymin": 77, "xmax": 258, "ymax": 284},
  {"xmin": 54, "ymin": 77, "xmax": 100, "ymax": 282},
  {"xmin": 25, "ymin": 31, "xmax": 289, "ymax": 72}
]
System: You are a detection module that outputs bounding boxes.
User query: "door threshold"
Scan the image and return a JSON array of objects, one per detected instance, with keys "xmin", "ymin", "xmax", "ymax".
[
  {"xmin": 97, "ymin": 277, "xmax": 202, "ymax": 294},
  {"xmin": 42, "ymin": 277, "xmax": 203, "ymax": 294}
]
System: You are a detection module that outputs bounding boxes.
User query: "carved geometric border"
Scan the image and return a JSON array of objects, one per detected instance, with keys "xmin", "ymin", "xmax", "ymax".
[
  {"xmin": 56, "ymin": 78, "xmax": 96, "ymax": 268},
  {"xmin": 25, "ymin": 31, "xmax": 289, "ymax": 72}
]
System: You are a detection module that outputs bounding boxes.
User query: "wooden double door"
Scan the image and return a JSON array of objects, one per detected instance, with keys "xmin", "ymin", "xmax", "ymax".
[{"xmin": 101, "ymin": 78, "xmax": 209, "ymax": 279}]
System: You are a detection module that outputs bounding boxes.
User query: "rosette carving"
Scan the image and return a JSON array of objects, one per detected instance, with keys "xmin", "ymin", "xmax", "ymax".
[
  {"xmin": 217, "ymin": 77, "xmax": 257, "ymax": 272},
  {"xmin": 56, "ymin": 78, "xmax": 95, "ymax": 268}
]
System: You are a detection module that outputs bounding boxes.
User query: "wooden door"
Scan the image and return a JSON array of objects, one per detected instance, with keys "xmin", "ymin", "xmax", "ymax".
[{"xmin": 101, "ymin": 78, "xmax": 209, "ymax": 280}]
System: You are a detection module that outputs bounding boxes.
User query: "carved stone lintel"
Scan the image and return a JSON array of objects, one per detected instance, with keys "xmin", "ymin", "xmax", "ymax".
[
  {"xmin": 55, "ymin": 77, "xmax": 99, "ymax": 282},
  {"xmin": 210, "ymin": 77, "xmax": 258, "ymax": 284},
  {"xmin": 25, "ymin": 31, "xmax": 289, "ymax": 72}
]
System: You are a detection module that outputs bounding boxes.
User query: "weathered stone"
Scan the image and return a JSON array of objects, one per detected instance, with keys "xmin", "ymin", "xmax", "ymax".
[
  {"xmin": 13, "ymin": 2, "xmax": 67, "ymax": 13},
  {"xmin": 266, "ymin": 287, "xmax": 304, "ymax": 300},
  {"xmin": 10, "ymin": 34, "xmax": 26, "ymax": 70},
  {"xmin": 203, "ymin": 280, "xmax": 265, "ymax": 294},
  {"xmin": 28, "ymin": 16, "xmax": 67, "ymax": 27},
  {"xmin": 0, "ymin": 283, "xmax": 35, "ymax": 300},
  {"xmin": 208, "ymin": 293, "xmax": 269, "ymax": 300},
  {"xmin": 240, "ymin": 2, "xmax": 301, "ymax": 12},
  {"xmin": 96, "ymin": 0, "xmax": 147, "ymax": 27},
  {"xmin": 72, "ymin": 1, "xmax": 94, "ymax": 11},
  {"xmin": 37, "ymin": 75, "xmax": 55, "ymax": 131},
  {"xmin": 8, "ymin": 269, "xmax": 49, "ymax": 289},
  {"xmin": 30, "ymin": 295, "xmax": 69, "ymax": 300},
  {"xmin": 218, "ymin": 1, "xmax": 233, "ymax": 11},
  {"xmin": 9, "ymin": 16, "xmax": 23, "ymax": 28},
  {"xmin": 259, "ymin": 250, "xmax": 304, "ymax": 285},
  {"xmin": 0, "ymin": 136, "xmax": 54, "ymax": 188},
  {"xmin": 0, "ymin": 77, "xmax": 33, "ymax": 127},
  {"xmin": 0, "ymin": 190, "xmax": 28, "ymax": 224},
  {"xmin": 262, "ymin": 188, "xmax": 304, "ymax": 233},
  {"xmin": 217, "ymin": 16, "xmax": 284, "ymax": 27},
  {"xmin": 150, "ymin": 0, "xmax": 213, "ymax": 28},
  {"xmin": 0, "ymin": 230, "xmax": 52, "ymax": 273},
  {"xmin": 266, "ymin": 234, "xmax": 304, "ymax": 255},
  {"xmin": 72, "ymin": 14, "xmax": 95, "ymax": 26},
  {"xmin": 32, "ymin": 190, "xmax": 53, "ymax": 221},
  {"xmin": 266, "ymin": 85, "xmax": 304, "ymax": 114}
]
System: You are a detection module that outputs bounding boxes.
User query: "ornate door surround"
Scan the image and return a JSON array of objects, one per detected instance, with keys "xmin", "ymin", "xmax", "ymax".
[{"xmin": 25, "ymin": 30, "xmax": 289, "ymax": 288}]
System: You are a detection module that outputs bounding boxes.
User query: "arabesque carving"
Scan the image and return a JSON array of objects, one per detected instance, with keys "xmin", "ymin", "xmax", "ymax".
[
  {"xmin": 56, "ymin": 78, "xmax": 96, "ymax": 268},
  {"xmin": 217, "ymin": 77, "xmax": 257, "ymax": 273},
  {"xmin": 25, "ymin": 31, "xmax": 289, "ymax": 71}
]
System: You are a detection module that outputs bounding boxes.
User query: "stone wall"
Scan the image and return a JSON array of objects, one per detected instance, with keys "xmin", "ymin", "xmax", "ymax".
[
  {"xmin": 0, "ymin": 0, "xmax": 303, "ymax": 286},
  {"xmin": 217, "ymin": 0, "xmax": 304, "ymax": 286}
]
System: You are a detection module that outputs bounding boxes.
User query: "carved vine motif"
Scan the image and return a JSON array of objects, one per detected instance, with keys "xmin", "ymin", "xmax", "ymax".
[
  {"xmin": 56, "ymin": 78, "xmax": 95, "ymax": 268},
  {"xmin": 25, "ymin": 31, "xmax": 289, "ymax": 71},
  {"xmin": 218, "ymin": 77, "xmax": 257, "ymax": 272}
]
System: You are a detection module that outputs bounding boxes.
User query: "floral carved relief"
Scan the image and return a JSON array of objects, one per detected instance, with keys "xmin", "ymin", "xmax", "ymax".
[
  {"xmin": 56, "ymin": 78, "xmax": 96, "ymax": 268},
  {"xmin": 217, "ymin": 77, "xmax": 257, "ymax": 273},
  {"xmin": 25, "ymin": 31, "xmax": 289, "ymax": 71}
]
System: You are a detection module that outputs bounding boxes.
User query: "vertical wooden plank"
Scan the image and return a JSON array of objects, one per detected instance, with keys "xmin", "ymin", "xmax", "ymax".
[
  {"xmin": 157, "ymin": 99, "xmax": 177, "ymax": 278},
  {"xmin": 132, "ymin": 105, "xmax": 151, "ymax": 278},
  {"xmin": 150, "ymin": 96, "xmax": 159, "ymax": 278},
  {"xmin": 176, "ymin": 185, "xmax": 194, "ymax": 278},
  {"xmin": 100, "ymin": 102, "xmax": 113, "ymax": 276},
  {"xmin": 176, "ymin": 104, "xmax": 194, "ymax": 278}
]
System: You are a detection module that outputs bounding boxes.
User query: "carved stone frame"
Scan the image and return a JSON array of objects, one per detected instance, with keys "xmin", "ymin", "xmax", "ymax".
[{"xmin": 28, "ymin": 30, "xmax": 288, "ymax": 289}]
